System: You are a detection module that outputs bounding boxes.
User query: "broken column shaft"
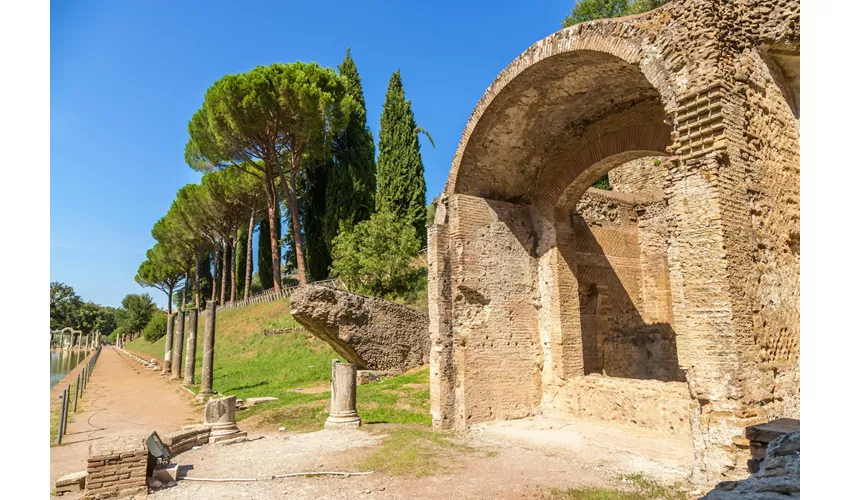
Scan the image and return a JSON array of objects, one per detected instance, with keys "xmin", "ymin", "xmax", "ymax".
[
  {"xmin": 325, "ymin": 359, "xmax": 361, "ymax": 428},
  {"xmin": 163, "ymin": 313, "xmax": 174, "ymax": 373},
  {"xmin": 183, "ymin": 308, "xmax": 199, "ymax": 385},
  {"xmin": 170, "ymin": 309, "xmax": 185, "ymax": 381},
  {"xmin": 199, "ymin": 301, "xmax": 216, "ymax": 396}
]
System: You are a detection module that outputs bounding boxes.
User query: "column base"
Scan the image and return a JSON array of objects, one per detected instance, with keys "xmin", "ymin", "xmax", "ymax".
[
  {"xmin": 325, "ymin": 414, "xmax": 362, "ymax": 429},
  {"xmin": 208, "ymin": 423, "xmax": 247, "ymax": 443}
]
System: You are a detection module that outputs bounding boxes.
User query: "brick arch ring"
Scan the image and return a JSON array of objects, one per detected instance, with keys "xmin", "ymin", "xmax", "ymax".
[
  {"xmin": 540, "ymin": 124, "xmax": 673, "ymax": 210},
  {"xmin": 444, "ymin": 19, "xmax": 677, "ymax": 197}
]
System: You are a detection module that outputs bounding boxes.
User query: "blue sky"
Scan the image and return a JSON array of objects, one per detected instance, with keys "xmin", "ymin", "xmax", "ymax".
[{"xmin": 50, "ymin": 0, "xmax": 570, "ymax": 309}]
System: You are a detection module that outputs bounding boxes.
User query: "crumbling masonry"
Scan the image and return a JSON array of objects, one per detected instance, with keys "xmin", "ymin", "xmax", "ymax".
[{"xmin": 427, "ymin": 0, "xmax": 799, "ymax": 484}]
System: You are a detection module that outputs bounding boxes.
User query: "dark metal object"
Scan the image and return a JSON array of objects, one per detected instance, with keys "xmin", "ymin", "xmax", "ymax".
[
  {"xmin": 145, "ymin": 431, "xmax": 171, "ymax": 478},
  {"xmin": 146, "ymin": 431, "xmax": 170, "ymax": 463}
]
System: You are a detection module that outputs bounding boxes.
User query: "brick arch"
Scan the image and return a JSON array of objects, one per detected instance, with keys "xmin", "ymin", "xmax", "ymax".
[
  {"xmin": 445, "ymin": 19, "xmax": 676, "ymax": 199},
  {"xmin": 543, "ymin": 125, "xmax": 672, "ymax": 209}
]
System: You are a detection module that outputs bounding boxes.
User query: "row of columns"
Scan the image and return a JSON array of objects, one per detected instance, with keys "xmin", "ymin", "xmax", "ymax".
[
  {"xmin": 162, "ymin": 301, "xmax": 217, "ymax": 397},
  {"xmin": 115, "ymin": 332, "xmax": 139, "ymax": 348},
  {"xmin": 156, "ymin": 302, "xmax": 360, "ymax": 429},
  {"xmin": 50, "ymin": 330, "xmax": 102, "ymax": 350}
]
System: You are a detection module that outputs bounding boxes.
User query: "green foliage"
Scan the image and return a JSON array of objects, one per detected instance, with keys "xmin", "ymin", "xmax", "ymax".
[
  {"xmin": 50, "ymin": 282, "xmax": 83, "ymax": 330},
  {"xmin": 376, "ymin": 71, "xmax": 429, "ymax": 247},
  {"xmin": 50, "ymin": 282, "xmax": 118, "ymax": 334},
  {"xmin": 135, "ymin": 243, "xmax": 184, "ymax": 313},
  {"xmin": 116, "ymin": 293, "xmax": 157, "ymax": 334},
  {"xmin": 185, "ymin": 61, "xmax": 356, "ymax": 285},
  {"xmin": 592, "ymin": 173, "xmax": 612, "ymax": 190},
  {"xmin": 331, "ymin": 212, "xmax": 421, "ymax": 296},
  {"xmin": 562, "ymin": 0, "xmax": 668, "ymax": 28},
  {"xmin": 325, "ymin": 49, "xmax": 378, "ymax": 248},
  {"xmin": 250, "ymin": 272, "xmax": 265, "ymax": 295},
  {"xmin": 142, "ymin": 312, "xmax": 168, "ymax": 342}
]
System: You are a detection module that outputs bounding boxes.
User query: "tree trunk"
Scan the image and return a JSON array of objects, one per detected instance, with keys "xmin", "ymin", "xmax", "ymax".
[
  {"xmin": 212, "ymin": 245, "xmax": 220, "ymax": 306},
  {"xmin": 220, "ymin": 241, "xmax": 229, "ymax": 306},
  {"xmin": 194, "ymin": 252, "xmax": 201, "ymax": 308},
  {"xmin": 282, "ymin": 156, "xmax": 308, "ymax": 285},
  {"xmin": 229, "ymin": 227, "xmax": 238, "ymax": 304},
  {"xmin": 167, "ymin": 286, "xmax": 173, "ymax": 316},
  {"xmin": 262, "ymin": 168, "xmax": 282, "ymax": 291},
  {"xmin": 244, "ymin": 210, "xmax": 255, "ymax": 300}
]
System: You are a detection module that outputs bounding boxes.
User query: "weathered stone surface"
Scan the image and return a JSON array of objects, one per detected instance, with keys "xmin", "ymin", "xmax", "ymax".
[
  {"xmin": 703, "ymin": 431, "xmax": 800, "ymax": 499},
  {"xmin": 56, "ymin": 470, "xmax": 87, "ymax": 493},
  {"xmin": 204, "ymin": 395, "xmax": 247, "ymax": 443},
  {"xmin": 290, "ymin": 285, "xmax": 429, "ymax": 373},
  {"xmin": 325, "ymin": 360, "xmax": 361, "ymax": 428},
  {"xmin": 245, "ymin": 397, "xmax": 278, "ymax": 406}
]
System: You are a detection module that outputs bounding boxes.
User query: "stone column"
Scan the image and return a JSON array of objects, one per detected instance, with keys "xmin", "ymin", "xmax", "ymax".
[
  {"xmin": 325, "ymin": 359, "xmax": 361, "ymax": 428},
  {"xmin": 183, "ymin": 308, "xmax": 199, "ymax": 385},
  {"xmin": 170, "ymin": 310, "xmax": 185, "ymax": 381},
  {"xmin": 204, "ymin": 395, "xmax": 246, "ymax": 443},
  {"xmin": 163, "ymin": 313, "xmax": 174, "ymax": 373},
  {"xmin": 199, "ymin": 301, "xmax": 216, "ymax": 396}
]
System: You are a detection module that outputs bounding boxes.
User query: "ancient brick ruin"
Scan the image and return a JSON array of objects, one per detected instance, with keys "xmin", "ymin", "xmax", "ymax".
[{"xmin": 427, "ymin": 0, "xmax": 799, "ymax": 484}]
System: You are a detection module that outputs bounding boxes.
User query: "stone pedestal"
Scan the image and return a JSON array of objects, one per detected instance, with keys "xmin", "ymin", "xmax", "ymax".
[
  {"xmin": 325, "ymin": 359, "xmax": 361, "ymax": 428},
  {"xmin": 204, "ymin": 395, "xmax": 246, "ymax": 443},
  {"xmin": 183, "ymin": 308, "xmax": 198, "ymax": 385},
  {"xmin": 199, "ymin": 301, "xmax": 216, "ymax": 396},
  {"xmin": 170, "ymin": 310, "xmax": 185, "ymax": 380}
]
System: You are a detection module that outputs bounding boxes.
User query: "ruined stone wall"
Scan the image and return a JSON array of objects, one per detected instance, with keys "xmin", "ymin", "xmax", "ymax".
[
  {"xmin": 740, "ymin": 47, "xmax": 800, "ymax": 419},
  {"xmin": 430, "ymin": 0, "xmax": 800, "ymax": 484},
  {"xmin": 565, "ymin": 189, "xmax": 680, "ymax": 381},
  {"xmin": 608, "ymin": 157, "xmax": 668, "ymax": 194},
  {"xmin": 550, "ymin": 375, "xmax": 692, "ymax": 436},
  {"xmin": 448, "ymin": 194, "xmax": 541, "ymax": 427}
]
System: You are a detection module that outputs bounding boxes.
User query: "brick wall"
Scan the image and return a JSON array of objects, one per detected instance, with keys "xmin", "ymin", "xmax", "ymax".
[
  {"xmin": 448, "ymin": 194, "xmax": 541, "ymax": 427},
  {"xmin": 84, "ymin": 435, "xmax": 148, "ymax": 499}
]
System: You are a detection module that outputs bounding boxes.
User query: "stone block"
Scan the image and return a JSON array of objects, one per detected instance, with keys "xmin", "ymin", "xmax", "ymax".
[
  {"xmin": 245, "ymin": 397, "xmax": 278, "ymax": 406},
  {"xmin": 152, "ymin": 464, "xmax": 179, "ymax": 483},
  {"xmin": 55, "ymin": 470, "xmax": 87, "ymax": 494}
]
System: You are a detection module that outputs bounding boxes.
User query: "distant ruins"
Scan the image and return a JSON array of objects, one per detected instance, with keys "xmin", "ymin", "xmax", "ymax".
[{"xmin": 427, "ymin": 0, "xmax": 799, "ymax": 483}]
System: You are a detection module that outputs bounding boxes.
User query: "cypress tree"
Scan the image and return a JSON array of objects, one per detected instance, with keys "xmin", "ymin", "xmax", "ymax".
[
  {"xmin": 376, "ymin": 71, "xmax": 428, "ymax": 246},
  {"xmin": 257, "ymin": 215, "xmax": 280, "ymax": 290},
  {"xmin": 303, "ymin": 157, "xmax": 333, "ymax": 280},
  {"xmin": 235, "ymin": 227, "xmax": 248, "ymax": 298},
  {"xmin": 325, "ymin": 49, "xmax": 377, "ymax": 242}
]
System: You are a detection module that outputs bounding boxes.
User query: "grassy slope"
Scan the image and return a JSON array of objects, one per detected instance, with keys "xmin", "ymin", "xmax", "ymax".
[{"xmin": 127, "ymin": 299, "xmax": 430, "ymax": 432}]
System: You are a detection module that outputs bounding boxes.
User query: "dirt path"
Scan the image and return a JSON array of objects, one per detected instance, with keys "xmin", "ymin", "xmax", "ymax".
[{"xmin": 50, "ymin": 347, "xmax": 203, "ymax": 494}]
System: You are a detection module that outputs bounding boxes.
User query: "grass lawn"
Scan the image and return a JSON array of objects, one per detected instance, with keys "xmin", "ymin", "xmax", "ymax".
[{"xmin": 126, "ymin": 299, "xmax": 431, "ymax": 432}]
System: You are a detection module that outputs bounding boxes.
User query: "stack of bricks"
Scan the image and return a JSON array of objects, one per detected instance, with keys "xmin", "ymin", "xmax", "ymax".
[
  {"xmin": 83, "ymin": 435, "xmax": 148, "ymax": 499},
  {"xmin": 162, "ymin": 425, "xmax": 211, "ymax": 456}
]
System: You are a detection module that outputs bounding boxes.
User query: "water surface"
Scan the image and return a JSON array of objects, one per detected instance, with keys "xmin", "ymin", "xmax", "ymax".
[{"xmin": 50, "ymin": 350, "xmax": 88, "ymax": 389}]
